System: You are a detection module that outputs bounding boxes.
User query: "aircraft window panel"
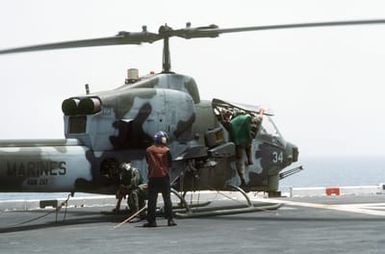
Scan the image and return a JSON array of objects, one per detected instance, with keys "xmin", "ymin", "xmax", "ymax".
[
  {"xmin": 69, "ymin": 116, "xmax": 87, "ymax": 133},
  {"xmin": 261, "ymin": 116, "xmax": 281, "ymax": 137}
]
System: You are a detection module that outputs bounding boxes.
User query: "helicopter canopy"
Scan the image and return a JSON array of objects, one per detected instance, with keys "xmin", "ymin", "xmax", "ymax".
[{"xmin": 212, "ymin": 98, "xmax": 273, "ymax": 116}]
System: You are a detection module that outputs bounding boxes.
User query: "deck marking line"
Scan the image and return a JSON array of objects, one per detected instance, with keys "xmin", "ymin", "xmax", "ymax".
[{"xmin": 252, "ymin": 198, "xmax": 385, "ymax": 217}]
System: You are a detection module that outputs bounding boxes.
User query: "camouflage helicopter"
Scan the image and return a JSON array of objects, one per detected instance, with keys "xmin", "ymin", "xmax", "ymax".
[{"xmin": 0, "ymin": 19, "xmax": 383, "ymax": 216}]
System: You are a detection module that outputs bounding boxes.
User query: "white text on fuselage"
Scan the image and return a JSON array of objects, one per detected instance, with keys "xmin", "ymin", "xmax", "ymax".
[{"xmin": 6, "ymin": 161, "xmax": 66, "ymax": 177}]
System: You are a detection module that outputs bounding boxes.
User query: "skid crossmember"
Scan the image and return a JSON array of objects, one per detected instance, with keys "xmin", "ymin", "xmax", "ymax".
[{"xmin": 172, "ymin": 185, "xmax": 282, "ymax": 218}]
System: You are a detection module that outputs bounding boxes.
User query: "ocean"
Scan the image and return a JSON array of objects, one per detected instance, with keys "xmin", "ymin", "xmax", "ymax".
[
  {"xmin": 1, "ymin": 156, "xmax": 384, "ymax": 200},
  {"xmin": 280, "ymin": 156, "xmax": 385, "ymax": 188}
]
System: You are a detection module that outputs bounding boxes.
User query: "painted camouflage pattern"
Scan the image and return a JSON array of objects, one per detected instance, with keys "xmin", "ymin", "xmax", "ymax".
[{"xmin": 0, "ymin": 73, "xmax": 297, "ymax": 194}]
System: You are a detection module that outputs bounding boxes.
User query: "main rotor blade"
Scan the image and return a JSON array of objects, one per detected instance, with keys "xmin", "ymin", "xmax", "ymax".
[
  {"xmin": 216, "ymin": 19, "xmax": 385, "ymax": 34},
  {"xmin": 2, "ymin": 19, "xmax": 385, "ymax": 55},
  {"xmin": 174, "ymin": 19, "xmax": 385, "ymax": 39},
  {"xmin": 0, "ymin": 31, "xmax": 161, "ymax": 55}
]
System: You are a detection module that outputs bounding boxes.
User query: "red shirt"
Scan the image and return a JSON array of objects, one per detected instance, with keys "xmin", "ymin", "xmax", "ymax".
[{"xmin": 146, "ymin": 144, "xmax": 172, "ymax": 178}]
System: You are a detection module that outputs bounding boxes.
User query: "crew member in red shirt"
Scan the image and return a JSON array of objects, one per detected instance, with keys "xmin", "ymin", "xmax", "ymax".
[{"xmin": 143, "ymin": 131, "xmax": 177, "ymax": 227}]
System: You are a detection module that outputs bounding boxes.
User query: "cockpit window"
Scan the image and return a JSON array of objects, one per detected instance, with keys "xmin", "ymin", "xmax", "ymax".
[
  {"xmin": 211, "ymin": 98, "xmax": 281, "ymax": 138},
  {"xmin": 260, "ymin": 116, "xmax": 281, "ymax": 137}
]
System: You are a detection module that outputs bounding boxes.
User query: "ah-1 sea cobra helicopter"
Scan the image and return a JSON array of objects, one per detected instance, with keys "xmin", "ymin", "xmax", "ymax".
[{"xmin": 0, "ymin": 19, "xmax": 384, "ymax": 217}]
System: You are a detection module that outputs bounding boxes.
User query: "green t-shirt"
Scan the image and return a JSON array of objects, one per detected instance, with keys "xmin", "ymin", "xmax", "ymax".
[{"xmin": 230, "ymin": 114, "xmax": 252, "ymax": 145}]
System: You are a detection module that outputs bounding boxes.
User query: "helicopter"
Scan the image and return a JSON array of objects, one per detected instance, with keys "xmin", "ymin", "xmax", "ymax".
[{"xmin": 0, "ymin": 19, "xmax": 384, "ymax": 216}]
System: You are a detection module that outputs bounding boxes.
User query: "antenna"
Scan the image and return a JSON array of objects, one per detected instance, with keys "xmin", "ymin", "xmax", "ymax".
[{"xmin": 85, "ymin": 84, "xmax": 90, "ymax": 95}]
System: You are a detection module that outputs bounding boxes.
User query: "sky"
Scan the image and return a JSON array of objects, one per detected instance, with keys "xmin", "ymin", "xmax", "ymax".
[{"xmin": 0, "ymin": 0, "xmax": 385, "ymax": 159}]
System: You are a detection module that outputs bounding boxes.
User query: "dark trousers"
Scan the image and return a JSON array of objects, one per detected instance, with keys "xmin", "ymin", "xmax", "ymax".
[{"xmin": 147, "ymin": 175, "xmax": 173, "ymax": 223}]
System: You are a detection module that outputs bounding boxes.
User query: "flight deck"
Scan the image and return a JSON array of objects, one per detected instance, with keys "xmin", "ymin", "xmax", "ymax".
[{"xmin": 1, "ymin": 193, "xmax": 385, "ymax": 254}]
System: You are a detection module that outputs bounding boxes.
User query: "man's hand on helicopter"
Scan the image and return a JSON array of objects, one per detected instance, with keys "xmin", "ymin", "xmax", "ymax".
[
  {"xmin": 258, "ymin": 107, "xmax": 266, "ymax": 116},
  {"xmin": 256, "ymin": 107, "xmax": 266, "ymax": 121}
]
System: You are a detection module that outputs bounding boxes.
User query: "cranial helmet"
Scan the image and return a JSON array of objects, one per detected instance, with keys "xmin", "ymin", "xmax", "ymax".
[
  {"xmin": 119, "ymin": 162, "xmax": 132, "ymax": 171},
  {"xmin": 153, "ymin": 131, "xmax": 168, "ymax": 145}
]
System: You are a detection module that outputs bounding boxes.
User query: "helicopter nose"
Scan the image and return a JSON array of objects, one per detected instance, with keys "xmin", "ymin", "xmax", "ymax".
[{"xmin": 286, "ymin": 142, "xmax": 299, "ymax": 163}]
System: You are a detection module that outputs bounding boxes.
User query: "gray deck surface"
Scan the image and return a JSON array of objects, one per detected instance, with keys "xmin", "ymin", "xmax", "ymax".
[{"xmin": 1, "ymin": 195, "xmax": 385, "ymax": 254}]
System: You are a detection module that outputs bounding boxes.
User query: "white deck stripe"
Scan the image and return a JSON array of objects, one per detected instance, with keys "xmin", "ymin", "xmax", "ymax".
[{"xmin": 253, "ymin": 198, "xmax": 385, "ymax": 217}]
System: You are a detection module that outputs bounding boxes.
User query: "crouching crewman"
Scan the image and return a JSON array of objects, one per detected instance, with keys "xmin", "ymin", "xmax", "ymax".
[{"xmin": 114, "ymin": 161, "xmax": 147, "ymax": 220}]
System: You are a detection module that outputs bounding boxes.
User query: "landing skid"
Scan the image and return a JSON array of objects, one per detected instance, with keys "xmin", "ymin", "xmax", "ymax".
[{"xmin": 171, "ymin": 186, "xmax": 283, "ymax": 218}]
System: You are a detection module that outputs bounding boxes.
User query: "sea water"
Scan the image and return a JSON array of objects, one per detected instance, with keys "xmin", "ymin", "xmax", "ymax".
[
  {"xmin": 280, "ymin": 156, "xmax": 385, "ymax": 188},
  {"xmin": 1, "ymin": 156, "xmax": 384, "ymax": 200},
  {"xmin": 0, "ymin": 192, "xmax": 100, "ymax": 201}
]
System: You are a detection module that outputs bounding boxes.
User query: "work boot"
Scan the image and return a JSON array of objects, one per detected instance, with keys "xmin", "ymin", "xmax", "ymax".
[
  {"xmin": 142, "ymin": 221, "xmax": 157, "ymax": 227},
  {"xmin": 240, "ymin": 178, "xmax": 247, "ymax": 188},
  {"xmin": 168, "ymin": 219, "xmax": 177, "ymax": 226}
]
